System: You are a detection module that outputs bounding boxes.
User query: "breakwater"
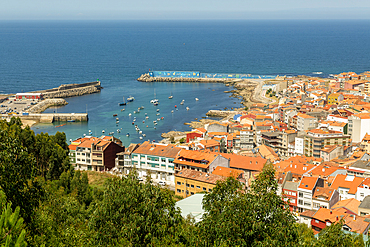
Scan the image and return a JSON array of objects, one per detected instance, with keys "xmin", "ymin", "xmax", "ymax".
[
  {"xmin": 27, "ymin": 99, "xmax": 68, "ymax": 113},
  {"xmin": 138, "ymin": 73, "xmax": 233, "ymax": 83},
  {"xmin": 32, "ymin": 81, "xmax": 102, "ymax": 98},
  {"xmin": 138, "ymin": 71, "xmax": 277, "ymax": 83},
  {"xmin": 206, "ymin": 110, "xmax": 236, "ymax": 118}
]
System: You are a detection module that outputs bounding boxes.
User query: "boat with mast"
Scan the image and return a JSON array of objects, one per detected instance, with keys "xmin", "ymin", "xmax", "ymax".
[{"xmin": 119, "ymin": 96, "xmax": 126, "ymax": 106}]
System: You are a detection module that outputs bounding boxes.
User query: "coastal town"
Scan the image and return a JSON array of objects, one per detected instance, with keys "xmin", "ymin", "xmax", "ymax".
[
  {"xmin": 3, "ymin": 70, "xmax": 370, "ymax": 240},
  {"xmin": 60, "ymin": 70, "xmax": 370, "ymax": 238}
]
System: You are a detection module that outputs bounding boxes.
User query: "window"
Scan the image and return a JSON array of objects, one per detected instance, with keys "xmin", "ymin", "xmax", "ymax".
[
  {"xmin": 208, "ymin": 189, "xmax": 212, "ymax": 192},
  {"xmin": 191, "ymin": 192, "xmax": 194, "ymax": 195},
  {"xmin": 186, "ymin": 184, "xmax": 189, "ymax": 187},
  {"xmin": 196, "ymin": 186, "xmax": 200, "ymax": 189},
  {"xmin": 177, "ymin": 189, "xmax": 181, "ymax": 193},
  {"xmin": 191, "ymin": 184, "xmax": 194, "ymax": 188},
  {"xmin": 203, "ymin": 187, "xmax": 206, "ymax": 191},
  {"xmin": 177, "ymin": 182, "xmax": 181, "ymax": 185},
  {"xmin": 298, "ymin": 200, "xmax": 303, "ymax": 205},
  {"xmin": 87, "ymin": 165, "xmax": 92, "ymax": 171},
  {"xmin": 315, "ymin": 220, "xmax": 319, "ymax": 223},
  {"xmin": 361, "ymin": 193, "xmax": 365, "ymax": 197},
  {"xmin": 299, "ymin": 192, "xmax": 303, "ymax": 198}
]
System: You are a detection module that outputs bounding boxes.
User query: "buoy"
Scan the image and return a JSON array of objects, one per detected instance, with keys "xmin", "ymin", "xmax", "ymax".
[{"xmin": 175, "ymin": 105, "xmax": 177, "ymax": 108}]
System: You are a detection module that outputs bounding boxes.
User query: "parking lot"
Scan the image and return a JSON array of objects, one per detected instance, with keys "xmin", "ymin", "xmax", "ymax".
[{"xmin": 0, "ymin": 98, "xmax": 38, "ymax": 115}]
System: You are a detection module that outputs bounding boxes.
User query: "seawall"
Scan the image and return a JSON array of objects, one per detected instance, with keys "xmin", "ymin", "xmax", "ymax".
[
  {"xmin": 1, "ymin": 113, "xmax": 88, "ymax": 123},
  {"xmin": 138, "ymin": 73, "xmax": 233, "ymax": 83},
  {"xmin": 32, "ymin": 81, "xmax": 102, "ymax": 98}
]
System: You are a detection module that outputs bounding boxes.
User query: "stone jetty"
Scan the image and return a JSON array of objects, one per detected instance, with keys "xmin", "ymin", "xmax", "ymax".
[{"xmin": 32, "ymin": 81, "xmax": 102, "ymax": 99}]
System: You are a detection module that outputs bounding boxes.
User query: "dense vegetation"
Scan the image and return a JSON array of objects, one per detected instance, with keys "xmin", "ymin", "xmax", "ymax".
[{"xmin": 0, "ymin": 117, "xmax": 367, "ymax": 246}]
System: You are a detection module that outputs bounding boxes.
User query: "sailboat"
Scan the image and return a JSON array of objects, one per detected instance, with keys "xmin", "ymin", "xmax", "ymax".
[
  {"xmin": 168, "ymin": 92, "xmax": 173, "ymax": 99},
  {"xmin": 150, "ymin": 89, "xmax": 159, "ymax": 105},
  {"xmin": 119, "ymin": 96, "xmax": 126, "ymax": 106}
]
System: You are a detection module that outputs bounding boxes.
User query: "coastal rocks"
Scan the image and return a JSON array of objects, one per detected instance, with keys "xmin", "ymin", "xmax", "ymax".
[
  {"xmin": 184, "ymin": 119, "xmax": 219, "ymax": 129},
  {"xmin": 206, "ymin": 110, "xmax": 235, "ymax": 118},
  {"xmin": 137, "ymin": 74, "xmax": 235, "ymax": 84},
  {"xmin": 161, "ymin": 131, "xmax": 187, "ymax": 138},
  {"xmin": 27, "ymin": 99, "xmax": 68, "ymax": 113}
]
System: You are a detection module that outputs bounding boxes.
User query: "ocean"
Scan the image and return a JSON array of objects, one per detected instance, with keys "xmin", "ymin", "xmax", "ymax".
[{"xmin": 0, "ymin": 20, "xmax": 369, "ymax": 145}]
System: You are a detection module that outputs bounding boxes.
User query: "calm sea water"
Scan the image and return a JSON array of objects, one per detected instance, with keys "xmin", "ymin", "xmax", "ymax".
[{"xmin": 0, "ymin": 20, "xmax": 370, "ymax": 145}]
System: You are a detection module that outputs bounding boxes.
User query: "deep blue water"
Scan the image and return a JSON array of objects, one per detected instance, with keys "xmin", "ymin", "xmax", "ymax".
[{"xmin": 0, "ymin": 20, "xmax": 370, "ymax": 145}]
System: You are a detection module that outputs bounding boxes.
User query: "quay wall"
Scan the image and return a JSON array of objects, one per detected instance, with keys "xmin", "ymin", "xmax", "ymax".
[
  {"xmin": 32, "ymin": 81, "xmax": 102, "ymax": 98},
  {"xmin": 147, "ymin": 71, "xmax": 277, "ymax": 80},
  {"xmin": 1, "ymin": 113, "xmax": 88, "ymax": 123}
]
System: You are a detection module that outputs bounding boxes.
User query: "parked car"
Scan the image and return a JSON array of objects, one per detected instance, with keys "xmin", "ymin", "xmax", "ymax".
[{"xmin": 158, "ymin": 181, "xmax": 166, "ymax": 186}]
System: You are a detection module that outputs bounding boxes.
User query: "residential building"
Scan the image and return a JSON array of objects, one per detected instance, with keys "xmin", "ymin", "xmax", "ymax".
[
  {"xmin": 348, "ymin": 113, "xmax": 370, "ymax": 143},
  {"xmin": 71, "ymin": 136, "xmax": 124, "ymax": 171},
  {"xmin": 320, "ymin": 145, "xmax": 344, "ymax": 162},
  {"xmin": 330, "ymin": 174, "xmax": 364, "ymax": 200},
  {"xmin": 174, "ymin": 149, "xmax": 230, "ymax": 174},
  {"xmin": 282, "ymin": 181, "xmax": 299, "ymax": 212},
  {"xmin": 312, "ymin": 187, "xmax": 339, "ymax": 210},
  {"xmin": 358, "ymin": 196, "xmax": 370, "ymax": 216},
  {"xmin": 297, "ymin": 177, "xmax": 324, "ymax": 212},
  {"xmin": 327, "ymin": 93, "xmax": 344, "ymax": 105},
  {"xmin": 240, "ymin": 129, "xmax": 254, "ymax": 150},
  {"xmin": 115, "ymin": 143, "xmax": 140, "ymax": 174},
  {"xmin": 297, "ymin": 113, "xmax": 317, "ymax": 131},
  {"xmin": 175, "ymin": 169, "xmax": 223, "ymax": 198},
  {"xmin": 304, "ymin": 128, "xmax": 351, "ymax": 158},
  {"xmin": 131, "ymin": 141, "xmax": 182, "ymax": 182}
]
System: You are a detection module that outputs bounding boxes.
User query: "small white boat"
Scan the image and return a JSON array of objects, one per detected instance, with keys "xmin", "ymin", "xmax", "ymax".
[
  {"xmin": 139, "ymin": 131, "xmax": 142, "ymax": 134},
  {"xmin": 156, "ymin": 113, "xmax": 160, "ymax": 116},
  {"xmin": 134, "ymin": 111, "xmax": 136, "ymax": 114},
  {"xmin": 157, "ymin": 109, "xmax": 160, "ymax": 112},
  {"xmin": 168, "ymin": 95, "xmax": 173, "ymax": 99},
  {"xmin": 195, "ymin": 98, "xmax": 199, "ymax": 101},
  {"xmin": 142, "ymin": 134, "xmax": 146, "ymax": 137},
  {"xmin": 116, "ymin": 117, "xmax": 119, "ymax": 120},
  {"xmin": 171, "ymin": 110, "xmax": 174, "ymax": 113},
  {"xmin": 102, "ymin": 130, "xmax": 105, "ymax": 133},
  {"xmin": 146, "ymin": 116, "xmax": 149, "ymax": 119},
  {"xmin": 180, "ymin": 100, "xmax": 185, "ymax": 105},
  {"xmin": 117, "ymin": 129, "xmax": 120, "ymax": 133},
  {"xmin": 129, "ymin": 113, "xmax": 132, "ymax": 116},
  {"xmin": 127, "ymin": 96, "xmax": 135, "ymax": 102},
  {"xmin": 139, "ymin": 136, "xmax": 143, "ymax": 140},
  {"xmin": 186, "ymin": 107, "xmax": 189, "ymax": 111},
  {"xmin": 121, "ymin": 108, "xmax": 125, "ymax": 111}
]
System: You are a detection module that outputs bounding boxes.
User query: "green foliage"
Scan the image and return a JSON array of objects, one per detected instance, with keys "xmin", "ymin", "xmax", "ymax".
[
  {"xmin": 316, "ymin": 219, "xmax": 365, "ymax": 247},
  {"xmin": 90, "ymin": 174, "xmax": 185, "ymax": 246},
  {"xmin": 179, "ymin": 137, "xmax": 185, "ymax": 144},
  {"xmin": 0, "ymin": 119, "xmax": 44, "ymax": 223},
  {"xmin": 199, "ymin": 162, "xmax": 299, "ymax": 246},
  {"xmin": 0, "ymin": 203, "xmax": 27, "ymax": 247},
  {"xmin": 31, "ymin": 184, "xmax": 93, "ymax": 246}
]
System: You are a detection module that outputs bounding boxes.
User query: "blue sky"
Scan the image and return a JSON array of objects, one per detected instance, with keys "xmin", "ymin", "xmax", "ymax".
[{"xmin": 1, "ymin": 0, "xmax": 370, "ymax": 20}]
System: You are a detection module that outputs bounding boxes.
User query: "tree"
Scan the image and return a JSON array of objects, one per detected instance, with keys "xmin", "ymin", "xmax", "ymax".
[
  {"xmin": 316, "ymin": 219, "xmax": 365, "ymax": 247},
  {"xmin": 199, "ymin": 162, "xmax": 299, "ymax": 246},
  {"xmin": 0, "ymin": 203, "xmax": 27, "ymax": 247},
  {"xmin": 90, "ymin": 174, "xmax": 185, "ymax": 246},
  {"xmin": 0, "ymin": 120, "xmax": 44, "ymax": 223}
]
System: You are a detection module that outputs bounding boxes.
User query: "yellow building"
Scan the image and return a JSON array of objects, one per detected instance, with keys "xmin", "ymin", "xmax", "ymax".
[
  {"xmin": 327, "ymin": 93, "xmax": 344, "ymax": 105},
  {"xmin": 175, "ymin": 169, "xmax": 224, "ymax": 198}
]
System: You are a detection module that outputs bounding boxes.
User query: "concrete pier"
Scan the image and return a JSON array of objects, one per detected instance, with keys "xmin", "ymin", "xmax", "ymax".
[{"xmin": 1, "ymin": 113, "xmax": 88, "ymax": 123}]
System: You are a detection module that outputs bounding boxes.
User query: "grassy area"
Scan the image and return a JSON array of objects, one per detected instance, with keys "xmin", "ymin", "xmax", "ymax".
[{"xmin": 85, "ymin": 171, "xmax": 116, "ymax": 190}]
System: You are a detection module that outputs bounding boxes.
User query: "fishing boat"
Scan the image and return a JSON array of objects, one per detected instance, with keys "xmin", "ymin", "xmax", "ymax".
[
  {"xmin": 171, "ymin": 110, "xmax": 174, "ymax": 113},
  {"xmin": 113, "ymin": 114, "xmax": 117, "ymax": 117},
  {"xmin": 126, "ymin": 133, "xmax": 130, "ymax": 136},
  {"xmin": 116, "ymin": 117, "xmax": 119, "ymax": 120},
  {"xmin": 109, "ymin": 132, "xmax": 114, "ymax": 135},
  {"xmin": 55, "ymin": 124, "xmax": 66, "ymax": 128},
  {"xmin": 140, "ymin": 136, "xmax": 143, "ymax": 140},
  {"xmin": 169, "ymin": 92, "xmax": 173, "ymax": 99},
  {"xmin": 119, "ymin": 96, "xmax": 126, "ymax": 106},
  {"xmin": 195, "ymin": 98, "xmax": 199, "ymax": 101},
  {"xmin": 67, "ymin": 119, "xmax": 75, "ymax": 122},
  {"xmin": 121, "ymin": 108, "xmax": 125, "ymax": 111},
  {"xmin": 129, "ymin": 113, "xmax": 132, "ymax": 116},
  {"xmin": 127, "ymin": 96, "xmax": 135, "ymax": 102},
  {"xmin": 180, "ymin": 100, "xmax": 185, "ymax": 105},
  {"xmin": 186, "ymin": 107, "xmax": 189, "ymax": 111},
  {"xmin": 102, "ymin": 130, "xmax": 105, "ymax": 133}
]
